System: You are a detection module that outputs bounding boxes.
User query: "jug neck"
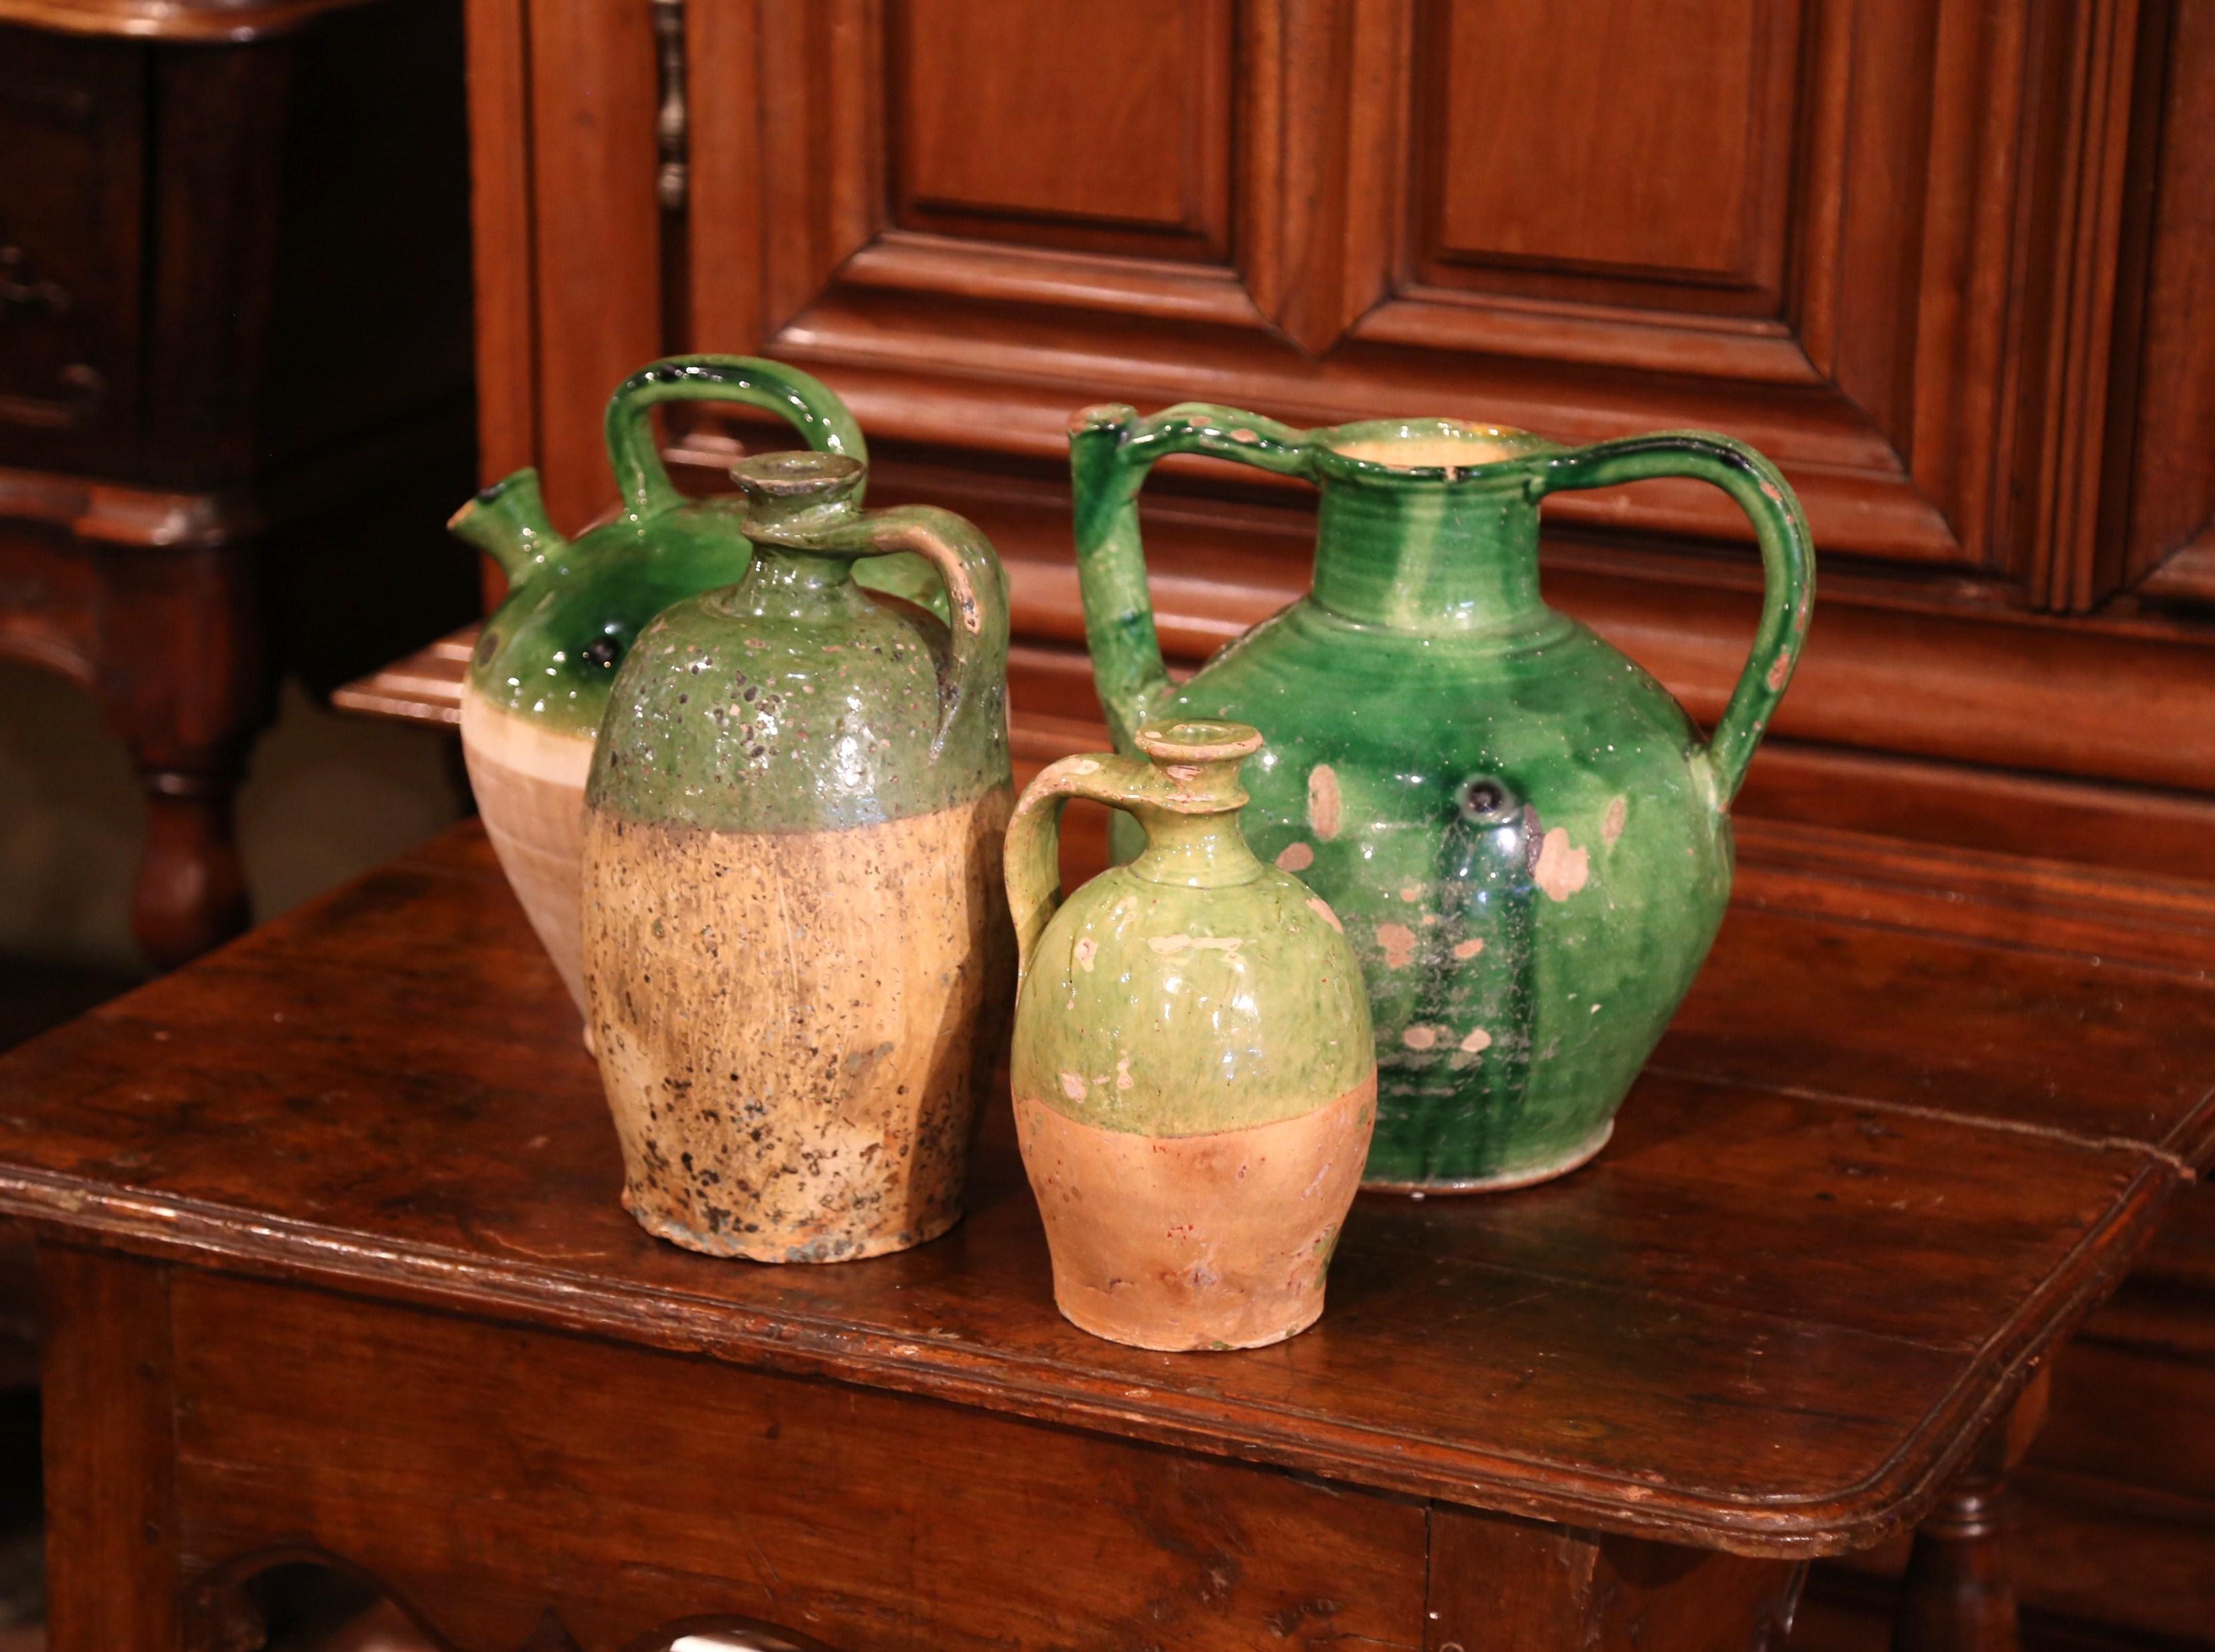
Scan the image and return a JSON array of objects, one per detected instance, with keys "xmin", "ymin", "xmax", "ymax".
[
  {"xmin": 1128, "ymin": 807, "xmax": 1263, "ymax": 889},
  {"xmin": 720, "ymin": 545, "xmax": 872, "ymax": 621},
  {"xmin": 1310, "ymin": 476, "xmax": 1548, "ymax": 634}
]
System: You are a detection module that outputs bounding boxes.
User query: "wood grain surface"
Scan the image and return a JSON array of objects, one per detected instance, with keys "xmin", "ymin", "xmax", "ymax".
[{"xmin": 0, "ymin": 820, "xmax": 2205, "ymax": 1560}]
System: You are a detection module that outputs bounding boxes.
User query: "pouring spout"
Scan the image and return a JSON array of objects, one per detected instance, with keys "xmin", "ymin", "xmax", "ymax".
[{"xmin": 448, "ymin": 468, "xmax": 561, "ymax": 580}]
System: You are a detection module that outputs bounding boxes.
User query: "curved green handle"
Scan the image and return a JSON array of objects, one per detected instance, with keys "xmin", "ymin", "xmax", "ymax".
[
  {"xmin": 1068, "ymin": 402, "xmax": 1313, "ymax": 750},
  {"xmin": 770, "ymin": 504, "xmax": 1009, "ymax": 762},
  {"xmin": 1005, "ymin": 752, "xmax": 1162, "ymax": 989},
  {"xmin": 1530, "ymin": 432, "xmax": 1815, "ymax": 804},
  {"xmin": 604, "ymin": 355, "xmax": 867, "ymax": 521}
]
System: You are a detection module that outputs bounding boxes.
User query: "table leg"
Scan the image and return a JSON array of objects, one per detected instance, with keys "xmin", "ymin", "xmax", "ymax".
[
  {"xmin": 39, "ymin": 1246, "xmax": 185, "ymax": 1652},
  {"xmin": 133, "ymin": 762, "xmax": 251, "ymax": 971},
  {"xmin": 1890, "ymin": 1367, "xmax": 2053, "ymax": 1652},
  {"xmin": 1428, "ymin": 1503, "xmax": 1807, "ymax": 1652},
  {"xmin": 102, "ymin": 540, "xmax": 266, "ymax": 971}
]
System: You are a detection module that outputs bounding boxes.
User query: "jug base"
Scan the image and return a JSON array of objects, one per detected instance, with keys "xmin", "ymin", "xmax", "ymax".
[
  {"xmin": 1053, "ymin": 1293, "xmax": 1324, "ymax": 1354},
  {"xmin": 1363, "ymin": 1119, "xmax": 1614, "ymax": 1195},
  {"xmin": 625, "ymin": 1196, "xmax": 963, "ymax": 1265}
]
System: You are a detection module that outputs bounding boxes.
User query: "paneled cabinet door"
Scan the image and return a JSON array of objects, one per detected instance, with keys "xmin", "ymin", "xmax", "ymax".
[
  {"xmin": 663, "ymin": 0, "xmax": 2141, "ymax": 587},
  {"xmin": 472, "ymin": 0, "xmax": 2215, "ymax": 830}
]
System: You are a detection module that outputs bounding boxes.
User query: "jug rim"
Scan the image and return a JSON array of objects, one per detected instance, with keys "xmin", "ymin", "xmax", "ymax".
[{"xmin": 1310, "ymin": 418, "xmax": 1563, "ymax": 484}]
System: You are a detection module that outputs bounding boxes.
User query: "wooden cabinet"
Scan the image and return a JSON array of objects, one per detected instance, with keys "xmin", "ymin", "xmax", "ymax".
[
  {"xmin": 469, "ymin": 0, "xmax": 2215, "ymax": 875},
  {"xmin": 0, "ymin": 0, "xmax": 477, "ymax": 968},
  {"xmin": 463, "ymin": 4, "xmax": 2215, "ymax": 1645}
]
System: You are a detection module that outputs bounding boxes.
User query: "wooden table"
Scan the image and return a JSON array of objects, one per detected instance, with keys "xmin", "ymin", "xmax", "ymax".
[{"xmin": 1, "ymin": 821, "xmax": 2210, "ymax": 1652}]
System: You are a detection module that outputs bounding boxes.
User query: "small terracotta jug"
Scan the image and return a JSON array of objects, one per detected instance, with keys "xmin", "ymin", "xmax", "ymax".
[
  {"xmin": 1005, "ymin": 719, "xmax": 1376, "ymax": 1350},
  {"xmin": 582, "ymin": 449, "xmax": 1013, "ymax": 1263}
]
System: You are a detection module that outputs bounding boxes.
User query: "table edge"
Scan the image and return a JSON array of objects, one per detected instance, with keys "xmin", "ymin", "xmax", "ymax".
[{"xmin": 1, "ymin": 1148, "xmax": 2184, "ymax": 1561}]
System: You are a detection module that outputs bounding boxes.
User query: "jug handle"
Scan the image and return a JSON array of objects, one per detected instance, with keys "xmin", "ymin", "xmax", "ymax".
[
  {"xmin": 1529, "ymin": 432, "xmax": 1815, "ymax": 806},
  {"xmin": 782, "ymin": 505, "xmax": 1010, "ymax": 762},
  {"xmin": 604, "ymin": 355, "xmax": 867, "ymax": 521},
  {"xmin": 1068, "ymin": 403, "xmax": 1312, "ymax": 749},
  {"xmin": 1005, "ymin": 752, "xmax": 1163, "ymax": 989}
]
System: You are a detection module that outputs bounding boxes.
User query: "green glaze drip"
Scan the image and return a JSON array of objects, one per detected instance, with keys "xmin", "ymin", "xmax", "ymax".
[
  {"xmin": 1310, "ymin": 474, "xmax": 1551, "ymax": 635},
  {"xmin": 587, "ymin": 451, "xmax": 1011, "ymax": 834}
]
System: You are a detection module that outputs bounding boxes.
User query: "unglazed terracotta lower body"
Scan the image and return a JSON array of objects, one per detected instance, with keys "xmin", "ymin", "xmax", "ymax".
[
  {"xmin": 582, "ymin": 790, "xmax": 1013, "ymax": 1263},
  {"xmin": 1014, "ymin": 1074, "xmax": 1376, "ymax": 1350},
  {"xmin": 460, "ymin": 688, "xmax": 592, "ymax": 1017}
]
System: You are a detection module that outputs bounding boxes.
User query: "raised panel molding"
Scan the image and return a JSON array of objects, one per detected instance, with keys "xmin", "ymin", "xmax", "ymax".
[
  {"xmin": 888, "ymin": 0, "xmax": 1234, "ymax": 261},
  {"xmin": 1409, "ymin": 0, "xmax": 1798, "ymax": 304},
  {"xmin": 492, "ymin": 0, "xmax": 2214, "ymax": 822},
  {"xmin": 684, "ymin": 0, "xmax": 2146, "ymax": 593}
]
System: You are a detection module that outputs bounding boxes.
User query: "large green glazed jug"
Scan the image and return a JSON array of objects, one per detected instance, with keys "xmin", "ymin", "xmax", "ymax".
[
  {"xmin": 582, "ymin": 449, "xmax": 1013, "ymax": 1263},
  {"xmin": 447, "ymin": 355, "xmax": 933, "ymax": 1017},
  {"xmin": 1070, "ymin": 404, "xmax": 1815, "ymax": 1192}
]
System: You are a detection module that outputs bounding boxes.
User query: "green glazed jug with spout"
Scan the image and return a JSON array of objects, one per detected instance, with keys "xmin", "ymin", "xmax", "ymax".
[
  {"xmin": 445, "ymin": 354, "xmax": 935, "ymax": 1019},
  {"xmin": 1070, "ymin": 404, "xmax": 1815, "ymax": 1192}
]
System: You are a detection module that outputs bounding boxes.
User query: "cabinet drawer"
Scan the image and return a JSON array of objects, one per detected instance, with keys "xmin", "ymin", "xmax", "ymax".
[
  {"xmin": 0, "ymin": 25, "xmax": 142, "ymax": 473},
  {"xmin": 169, "ymin": 1273, "xmax": 1427, "ymax": 1652}
]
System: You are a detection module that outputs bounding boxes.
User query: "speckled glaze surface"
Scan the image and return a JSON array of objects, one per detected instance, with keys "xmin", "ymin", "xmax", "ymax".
[
  {"xmin": 449, "ymin": 355, "xmax": 939, "ymax": 1015},
  {"xmin": 1070, "ymin": 405, "xmax": 1814, "ymax": 1192},
  {"xmin": 582, "ymin": 450, "xmax": 1013, "ymax": 1263},
  {"xmin": 1005, "ymin": 720, "xmax": 1375, "ymax": 1350}
]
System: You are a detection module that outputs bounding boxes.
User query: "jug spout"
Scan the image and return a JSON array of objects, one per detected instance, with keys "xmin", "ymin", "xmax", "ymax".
[{"xmin": 449, "ymin": 468, "xmax": 561, "ymax": 580}]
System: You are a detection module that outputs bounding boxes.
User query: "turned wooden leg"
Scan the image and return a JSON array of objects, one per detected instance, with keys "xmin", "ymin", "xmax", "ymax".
[
  {"xmin": 1892, "ymin": 1468, "xmax": 2015, "ymax": 1652},
  {"xmin": 1891, "ymin": 1367, "xmax": 2051, "ymax": 1652},
  {"xmin": 100, "ymin": 540, "xmax": 267, "ymax": 971},
  {"xmin": 134, "ymin": 765, "xmax": 251, "ymax": 970}
]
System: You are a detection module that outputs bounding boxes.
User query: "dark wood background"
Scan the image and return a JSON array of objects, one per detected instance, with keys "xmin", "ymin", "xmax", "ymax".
[{"xmin": 461, "ymin": 3, "xmax": 2213, "ymax": 1647}]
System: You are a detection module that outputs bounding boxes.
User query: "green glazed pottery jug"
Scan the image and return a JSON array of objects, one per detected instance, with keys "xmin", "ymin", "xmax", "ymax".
[
  {"xmin": 448, "ymin": 354, "xmax": 935, "ymax": 1018},
  {"xmin": 582, "ymin": 448, "xmax": 1013, "ymax": 1263},
  {"xmin": 1070, "ymin": 404, "xmax": 1814, "ymax": 1193},
  {"xmin": 1006, "ymin": 718, "xmax": 1374, "ymax": 1350}
]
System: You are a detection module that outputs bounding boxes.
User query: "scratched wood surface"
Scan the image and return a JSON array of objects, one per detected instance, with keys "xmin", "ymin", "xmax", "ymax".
[{"xmin": 0, "ymin": 821, "xmax": 2208, "ymax": 1560}]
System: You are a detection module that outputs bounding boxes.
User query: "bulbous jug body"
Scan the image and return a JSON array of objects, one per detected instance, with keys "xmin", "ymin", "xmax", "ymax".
[
  {"xmin": 1070, "ymin": 406, "xmax": 1814, "ymax": 1191},
  {"xmin": 582, "ymin": 451, "xmax": 1013, "ymax": 1262},
  {"xmin": 449, "ymin": 355, "xmax": 936, "ymax": 1018},
  {"xmin": 1005, "ymin": 720, "xmax": 1374, "ymax": 1350}
]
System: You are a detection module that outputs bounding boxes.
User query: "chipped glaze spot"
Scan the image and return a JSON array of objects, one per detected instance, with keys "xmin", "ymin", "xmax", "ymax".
[
  {"xmin": 1307, "ymin": 764, "xmax": 1342, "ymax": 840},
  {"xmin": 1459, "ymin": 1027, "xmax": 1493, "ymax": 1054},
  {"xmin": 1401, "ymin": 1024, "xmax": 1442, "ymax": 1051},
  {"xmin": 1147, "ymin": 934, "xmax": 1244, "ymax": 956},
  {"xmin": 1766, "ymin": 647, "xmax": 1793, "ymax": 691},
  {"xmin": 1533, "ymin": 827, "xmax": 1590, "ymax": 901},
  {"xmin": 1375, "ymin": 921, "xmax": 1418, "ymax": 969},
  {"xmin": 1452, "ymin": 936, "xmax": 1485, "ymax": 960},
  {"xmin": 1276, "ymin": 841, "xmax": 1315, "ymax": 872},
  {"xmin": 1307, "ymin": 897, "xmax": 1342, "ymax": 932},
  {"xmin": 1602, "ymin": 794, "xmax": 1627, "ymax": 847},
  {"xmin": 1115, "ymin": 1053, "xmax": 1134, "ymax": 1091},
  {"xmin": 1073, "ymin": 936, "xmax": 1098, "ymax": 972},
  {"xmin": 1065, "ymin": 757, "xmax": 1101, "ymax": 775},
  {"xmin": 1399, "ymin": 885, "xmax": 1420, "ymax": 902},
  {"xmin": 1061, "ymin": 1071, "xmax": 1089, "ymax": 1102}
]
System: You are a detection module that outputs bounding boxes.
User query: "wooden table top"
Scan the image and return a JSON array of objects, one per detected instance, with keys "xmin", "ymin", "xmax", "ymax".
[{"xmin": 1, "ymin": 821, "xmax": 2210, "ymax": 1560}]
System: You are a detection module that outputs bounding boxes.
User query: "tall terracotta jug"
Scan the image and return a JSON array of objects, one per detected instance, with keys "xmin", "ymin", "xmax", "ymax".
[
  {"xmin": 448, "ymin": 355, "xmax": 935, "ymax": 1019},
  {"xmin": 1070, "ymin": 405, "xmax": 1814, "ymax": 1193},
  {"xmin": 582, "ymin": 449, "xmax": 1013, "ymax": 1263}
]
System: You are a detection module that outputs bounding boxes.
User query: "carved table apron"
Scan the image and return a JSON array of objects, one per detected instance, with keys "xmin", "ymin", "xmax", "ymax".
[{"xmin": 5, "ymin": 823, "xmax": 2211, "ymax": 1652}]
